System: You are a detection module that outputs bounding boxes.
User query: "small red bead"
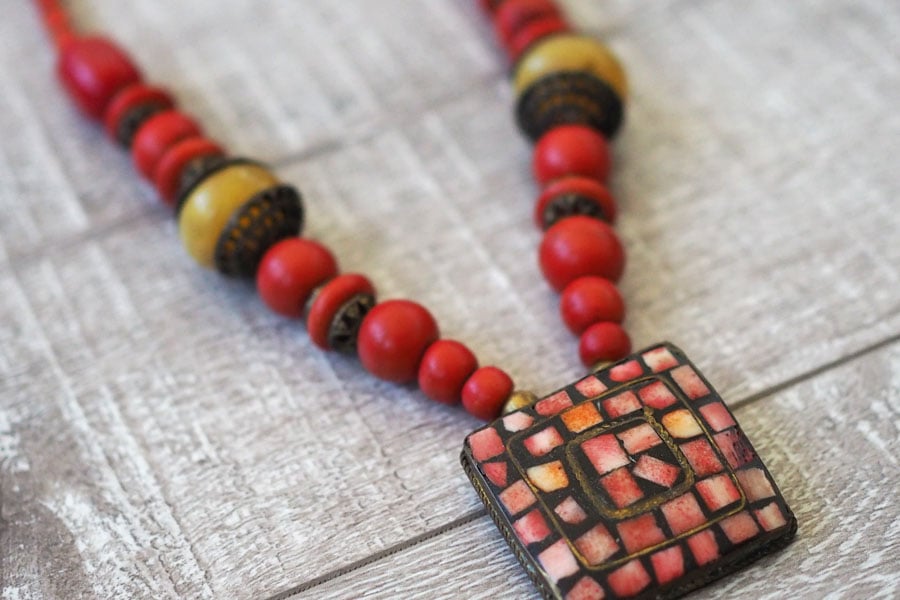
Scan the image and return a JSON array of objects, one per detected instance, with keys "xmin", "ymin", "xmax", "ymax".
[
  {"xmin": 578, "ymin": 322, "xmax": 632, "ymax": 367},
  {"xmin": 418, "ymin": 340, "xmax": 479, "ymax": 405},
  {"xmin": 132, "ymin": 110, "xmax": 202, "ymax": 179},
  {"xmin": 57, "ymin": 36, "xmax": 142, "ymax": 120},
  {"xmin": 507, "ymin": 16, "xmax": 570, "ymax": 62},
  {"xmin": 560, "ymin": 276, "xmax": 625, "ymax": 334},
  {"xmin": 256, "ymin": 238, "xmax": 338, "ymax": 318},
  {"xmin": 478, "ymin": 0, "xmax": 506, "ymax": 15},
  {"xmin": 103, "ymin": 83, "xmax": 174, "ymax": 141},
  {"xmin": 539, "ymin": 216, "xmax": 625, "ymax": 292},
  {"xmin": 534, "ymin": 176, "xmax": 618, "ymax": 229},
  {"xmin": 533, "ymin": 125, "xmax": 611, "ymax": 185},
  {"xmin": 358, "ymin": 300, "xmax": 439, "ymax": 383},
  {"xmin": 152, "ymin": 137, "xmax": 223, "ymax": 204},
  {"xmin": 494, "ymin": 0, "xmax": 561, "ymax": 47},
  {"xmin": 462, "ymin": 366, "xmax": 514, "ymax": 421},
  {"xmin": 307, "ymin": 274, "xmax": 376, "ymax": 350}
]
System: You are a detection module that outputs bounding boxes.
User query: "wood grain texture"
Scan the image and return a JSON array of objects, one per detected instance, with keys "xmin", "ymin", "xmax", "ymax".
[
  {"xmin": 0, "ymin": 0, "xmax": 898, "ymax": 598},
  {"xmin": 307, "ymin": 343, "xmax": 900, "ymax": 599}
]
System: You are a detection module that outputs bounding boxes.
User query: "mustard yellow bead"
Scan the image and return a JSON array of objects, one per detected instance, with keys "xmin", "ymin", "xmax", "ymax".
[
  {"xmin": 178, "ymin": 163, "xmax": 279, "ymax": 268},
  {"xmin": 513, "ymin": 34, "xmax": 628, "ymax": 101}
]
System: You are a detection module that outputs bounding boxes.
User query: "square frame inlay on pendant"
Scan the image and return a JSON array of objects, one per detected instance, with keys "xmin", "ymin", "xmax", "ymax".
[{"xmin": 461, "ymin": 343, "xmax": 797, "ymax": 599}]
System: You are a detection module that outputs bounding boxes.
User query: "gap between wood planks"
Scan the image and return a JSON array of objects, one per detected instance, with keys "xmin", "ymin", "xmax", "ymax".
[{"xmin": 268, "ymin": 331, "xmax": 900, "ymax": 599}]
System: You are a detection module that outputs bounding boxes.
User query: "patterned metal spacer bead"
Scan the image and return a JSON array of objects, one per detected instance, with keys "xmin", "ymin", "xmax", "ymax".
[
  {"xmin": 213, "ymin": 184, "xmax": 305, "ymax": 278},
  {"xmin": 327, "ymin": 293, "xmax": 376, "ymax": 354},
  {"xmin": 515, "ymin": 71, "xmax": 624, "ymax": 142},
  {"xmin": 541, "ymin": 192, "xmax": 611, "ymax": 229},
  {"xmin": 116, "ymin": 102, "xmax": 167, "ymax": 148}
]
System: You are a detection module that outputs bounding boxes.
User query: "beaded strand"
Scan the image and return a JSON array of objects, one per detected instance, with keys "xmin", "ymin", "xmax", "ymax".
[{"xmin": 37, "ymin": 0, "xmax": 631, "ymax": 421}]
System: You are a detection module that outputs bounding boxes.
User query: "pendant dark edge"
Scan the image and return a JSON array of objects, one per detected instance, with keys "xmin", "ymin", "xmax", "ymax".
[{"xmin": 460, "ymin": 341, "xmax": 799, "ymax": 600}]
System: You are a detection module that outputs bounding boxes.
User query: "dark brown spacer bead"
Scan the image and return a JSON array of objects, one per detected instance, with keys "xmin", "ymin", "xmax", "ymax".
[
  {"xmin": 213, "ymin": 184, "xmax": 305, "ymax": 278},
  {"xmin": 515, "ymin": 71, "xmax": 624, "ymax": 142},
  {"xmin": 328, "ymin": 293, "xmax": 376, "ymax": 354},
  {"xmin": 174, "ymin": 156, "xmax": 259, "ymax": 215},
  {"xmin": 541, "ymin": 193, "xmax": 611, "ymax": 229},
  {"xmin": 116, "ymin": 102, "xmax": 167, "ymax": 148}
]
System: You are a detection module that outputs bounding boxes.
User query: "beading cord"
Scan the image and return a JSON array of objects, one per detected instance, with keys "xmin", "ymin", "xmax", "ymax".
[{"xmin": 33, "ymin": 0, "xmax": 631, "ymax": 422}]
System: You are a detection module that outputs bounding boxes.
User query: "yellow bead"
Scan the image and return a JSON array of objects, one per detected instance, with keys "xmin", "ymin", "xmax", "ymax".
[
  {"xmin": 503, "ymin": 390, "xmax": 539, "ymax": 414},
  {"xmin": 178, "ymin": 163, "xmax": 279, "ymax": 268},
  {"xmin": 513, "ymin": 34, "xmax": 628, "ymax": 101}
]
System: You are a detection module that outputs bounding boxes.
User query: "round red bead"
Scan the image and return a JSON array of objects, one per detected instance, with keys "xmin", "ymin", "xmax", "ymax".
[
  {"xmin": 256, "ymin": 238, "xmax": 338, "ymax": 318},
  {"xmin": 560, "ymin": 276, "xmax": 625, "ymax": 334},
  {"xmin": 462, "ymin": 366, "xmax": 514, "ymax": 421},
  {"xmin": 533, "ymin": 125, "xmax": 611, "ymax": 185},
  {"xmin": 494, "ymin": 0, "xmax": 561, "ymax": 47},
  {"xmin": 578, "ymin": 322, "xmax": 632, "ymax": 367},
  {"xmin": 418, "ymin": 340, "xmax": 479, "ymax": 405},
  {"xmin": 132, "ymin": 110, "xmax": 202, "ymax": 179},
  {"xmin": 357, "ymin": 300, "xmax": 439, "ymax": 384},
  {"xmin": 152, "ymin": 137, "xmax": 223, "ymax": 204},
  {"xmin": 307, "ymin": 274, "xmax": 376, "ymax": 350},
  {"xmin": 534, "ymin": 176, "xmax": 618, "ymax": 229},
  {"xmin": 103, "ymin": 83, "xmax": 174, "ymax": 141},
  {"xmin": 507, "ymin": 16, "xmax": 570, "ymax": 62},
  {"xmin": 539, "ymin": 216, "xmax": 625, "ymax": 292},
  {"xmin": 57, "ymin": 36, "xmax": 142, "ymax": 120}
]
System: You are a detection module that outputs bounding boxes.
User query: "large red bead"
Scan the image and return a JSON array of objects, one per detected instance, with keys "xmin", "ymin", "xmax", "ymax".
[
  {"xmin": 358, "ymin": 300, "xmax": 439, "ymax": 383},
  {"xmin": 494, "ymin": 0, "xmax": 561, "ymax": 47},
  {"xmin": 132, "ymin": 110, "xmax": 202, "ymax": 179},
  {"xmin": 578, "ymin": 322, "xmax": 631, "ymax": 367},
  {"xmin": 539, "ymin": 216, "xmax": 625, "ymax": 292},
  {"xmin": 534, "ymin": 176, "xmax": 618, "ymax": 229},
  {"xmin": 152, "ymin": 137, "xmax": 223, "ymax": 204},
  {"xmin": 57, "ymin": 36, "xmax": 142, "ymax": 120},
  {"xmin": 307, "ymin": 274, "xmax": 376, "ymax": 350},
  {"xmin": 560, "ymin": 276, "xmax": 625, "ymax": 334},
  {"xmin": 507, "ymin": 16, "xmax": 570, "ymax": 62},
  {"xmin": 533, "ymin": 125, "xmax": 611, "ymax": 185},
  {"xmin": 256, "ymin": 238, "xmax": 338, "ymax": 318},
  {"xmin": 103, "ymin": 83, "xmax": 174, "ymax": 141},
  {"xmin": 418, "ymin": 340, "xmax": 479, "ymax": 405},
  {"xmin": 462, "ymin": 366, "xmax": 514, "ymax": 421}
]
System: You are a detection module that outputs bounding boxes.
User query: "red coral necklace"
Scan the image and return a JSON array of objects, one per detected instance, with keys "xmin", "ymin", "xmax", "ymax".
[{"xmin": 34, "ymin": 0, "xmax": 797, "ymax": 598}]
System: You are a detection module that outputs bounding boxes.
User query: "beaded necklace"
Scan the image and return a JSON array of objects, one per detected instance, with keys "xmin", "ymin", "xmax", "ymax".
[{"xmin": 34, "ymin": 0, "xmax": 797, "ymax": 598}]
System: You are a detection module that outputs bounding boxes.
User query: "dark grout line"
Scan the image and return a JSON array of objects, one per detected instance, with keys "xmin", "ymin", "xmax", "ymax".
[
  {"xmin": 266, "ymin": 509, "xmax": 487, "ymax": 600},
  {"xmin": 273, "ymin": 330, "xmax": 900, "ymax": 598}
]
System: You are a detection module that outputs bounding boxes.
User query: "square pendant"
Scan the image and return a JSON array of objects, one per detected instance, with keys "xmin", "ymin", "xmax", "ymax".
[{"xmin": 461, "ymin": 343, "xmax": 796, "ymax": 599}]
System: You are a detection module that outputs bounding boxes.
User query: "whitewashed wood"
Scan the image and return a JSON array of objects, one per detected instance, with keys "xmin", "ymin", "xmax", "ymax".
[
  {"xmin": 0, "ymin": 0, "xmax": 898, "ymax": 598},
  {"xmin": 308, "ymin": 343, "xmax": 900, "ymax": 599}
]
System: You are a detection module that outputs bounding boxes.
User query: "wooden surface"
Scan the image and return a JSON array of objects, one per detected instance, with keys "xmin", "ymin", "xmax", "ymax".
[{"xmin": 0, "ymin": 0, "xmax": 897, "ymax": 599}]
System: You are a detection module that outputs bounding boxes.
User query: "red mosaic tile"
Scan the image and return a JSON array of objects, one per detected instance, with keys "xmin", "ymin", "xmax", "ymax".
[
  {"xmin": 555, "ymin": 496, "xmax": 588, "ymax": 525},
  {"xmin": 687, "ymin": 529, "xmax": 720, "ymax": 566},
  {"xmin": 650, "ymin": 545, "xmax": 685, "ymax": 585},
  {"xmin": 720, "ymin": 511, "xmax": 760, "ymax": 544},
  {"xmin": 696, "ymin": 474, "xmax": 741, "ymax": 512},
  {"xmin": 566, "ymin": 576, "xmax": 605, "ymax": 600},
  {"xmin": 503, "ymin": 411, "xmax": 534, "ymax": 432},
  {"xmin": 574, "ymin": 523, "xmax": 619, "ymax": 565},
  {"xmin": 714, "ymin": 429, "xmax": 757, "ymax": 469},
  {"xmin": 616, "ymin": 423, "xmax": 662, "ymax": 454},
  {"xmin": 514, "ymin": 509, "xmax": 553, "ymax": 545},
  {"xmin": 643, "ymin": 346, "xmax": 679, "ymax": 372},
  {"xmin": 755, "ymin": 502, "xmax": 788, "ymax": 532},
  {"xmin": 661, "ymin": 493, "xmax": 707, "ymax": 535},
  {"xmin": 602, "ymin": 391, "xmax": 642, "ymax": 418},
  {"xmin": 671, "ymin": 365, "xmax": 710, "ymax": 399},
  {"xmin": 582, "ymin": 434, "xmax": 629, "ymax": 475},
  {"xmin": 482, "ymin": 461, "xmax": 507, "ymax": 487},
  {"xmin": 609, "ymin": 360, "xmax": 644, "ymax": 382},
  {"xmin": 699, "ymin": 401, "xmax": 736, "ymax": 432},
  {"xmin": 538, "ymin": 539, "xmax": 580, "ymax": 583},
  {"xmin": 617, "ymin": 513, "xmax": 666, "ymax": 554},
  {"xmin": 499, "ymin": 479, "xmax": 537, "ymax": 515},
  {"xmin": 633, "ymin": 455, "xmax": 681, "ymax": 489},
  {"xmin": 639, "ymin": 380, "xmax": 677, "ymax": 409},
  {"xmin": 607, "ymin": 559, "xmax": 652, "ymax": 597},
  {"xmin": 680, "ymin": 438, "xmax": 724, "ymax": 477},
  {"xmin": 525, "ymin": 426, "xmax": 565, "ymax": 456},
  {"xmin": 536, "ymin": 390, "xmax": 574, "ymax": 416},
  {"xmin": 574, "ymin": 375, "xmax": 607, "ymax": 398},
  {"xmin": 737, "ymin": 467, "xmax": 775, "ymax": 502},
  {"xmin": 469, "ymin": 426, "xmax": 504, "ymax": 461},
  {"xmin": 601, "ymin": 467, "xmax": 645, "ymax": 508}
]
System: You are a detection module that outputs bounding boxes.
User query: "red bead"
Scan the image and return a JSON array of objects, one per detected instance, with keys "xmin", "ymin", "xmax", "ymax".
[
  {"xmin": 508, "ymin": 16, "xmax": 570, "ymax": 62},
  {"xmin": 462, "ymin": 366, "xmax": 514, "ymax": 421},
  {"xmin": 152, "ymin": 137, "xmax": 223, "ymax": 204},
  {"xmin": 533, "ymin": 125, "xmax": 611, "ymax": 185},
  {"xmin": 307, "ymin": 274, "xmax": 376, "ymax": 350},
  {"xmin": 103, "ymin": 83, "xmax": 174, "ymax": 141},
  {"xmin": 560, "ymin": 276, "xmax": 625, "ymax": 334},
  {"xmin": 494, "ymin": 0, "xmax": 561, "ymax": 47},
  {"xmin": 357, "ymin": 300, "xmax": 439, "ymax": 383},
  {"xmin": 132, "ymin": 110, "xmax": 202, "ymax": 179},
  {"xmin": 256, "ymin": 238, "xmax": 338, "ymax": 318},
  {"xmin": 418, "ymin": 340, "xmax": 479, "ymax": 405},
  {"xmin": 578, "ymin": 322, "xmax": 632, "ymax": 367},
  {"xmin": 57, "ymin": 36, "xmax": 142, "ymax": 120},
  {"xmin": 539, "ymin": 216, "xmax": 625, "ymax": 291},
  {"xmin": 534, "ymin": 176, "xmax": 617, "ymax": 229},
  {"xmin": 478, "ymin": 0, "xmax": 506, "ymax": 15}
]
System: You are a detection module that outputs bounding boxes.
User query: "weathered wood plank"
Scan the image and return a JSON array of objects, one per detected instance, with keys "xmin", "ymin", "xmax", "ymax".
[
  {"xmin": 0, "ymin": 0, "xmax": 898, "ymax": 598},
  {"xmin": 304, "ymin": 342, "xmax": 900, "ymax": 599}
]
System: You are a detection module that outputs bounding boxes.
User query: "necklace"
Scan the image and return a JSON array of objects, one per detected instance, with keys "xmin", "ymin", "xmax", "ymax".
[{"xmin": 34, "ymin": 0, "xmax": 797, "ymax": 598}]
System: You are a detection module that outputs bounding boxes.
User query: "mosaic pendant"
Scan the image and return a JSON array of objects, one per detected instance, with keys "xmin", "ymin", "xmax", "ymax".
[{"xmin": 462, "ymin": 342, "xmax": 796, "ymax": 599}]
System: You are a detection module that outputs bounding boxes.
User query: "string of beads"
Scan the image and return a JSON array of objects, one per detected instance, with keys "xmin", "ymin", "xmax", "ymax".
[{"xmin": 38, "ymin": 0, "xmax": 631, "ymax": 421}]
